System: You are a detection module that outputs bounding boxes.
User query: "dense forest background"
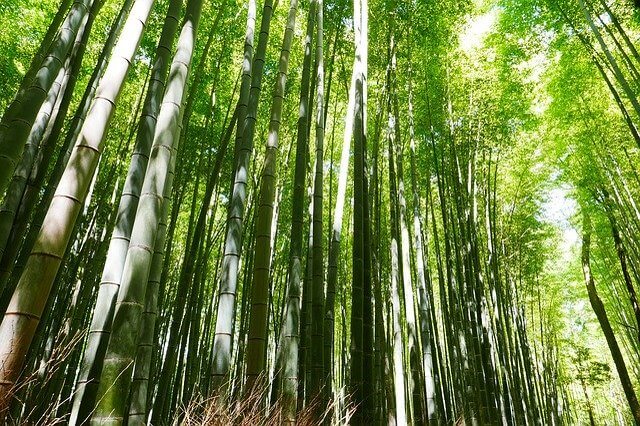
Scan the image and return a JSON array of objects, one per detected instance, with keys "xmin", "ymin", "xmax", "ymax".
[{"xmin": 1, "ymin": 0, "xmax": 640, "ymax": 424}]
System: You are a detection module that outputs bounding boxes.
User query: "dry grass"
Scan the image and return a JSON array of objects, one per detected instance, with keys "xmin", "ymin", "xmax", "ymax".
[
  {"xmin": 3, "ymin": 339, "xmax": 357, "ymax": 425},
  {"xmin": 178, "ymin": 381, "xmax": 354, "ymax": 425},
  {"xmin": 2, "ymin": 330, "xmax": 85, "ymax": 425}
]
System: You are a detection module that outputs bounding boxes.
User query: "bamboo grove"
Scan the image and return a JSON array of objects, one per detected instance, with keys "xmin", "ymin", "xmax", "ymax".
[{"xmin": 4, "ymin": 0, "xmax": 640, "ymax": 424}]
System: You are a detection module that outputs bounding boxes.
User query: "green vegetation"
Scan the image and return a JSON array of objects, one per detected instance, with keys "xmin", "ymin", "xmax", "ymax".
[{"xmin": 0, "ymin": 0, "xmax": 640, "ymax": 424}]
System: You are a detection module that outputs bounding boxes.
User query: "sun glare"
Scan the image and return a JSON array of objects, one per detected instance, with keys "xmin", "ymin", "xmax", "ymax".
[{"xmin": 459, "ymin": 8, "xmax": 498, "ymax": 53}]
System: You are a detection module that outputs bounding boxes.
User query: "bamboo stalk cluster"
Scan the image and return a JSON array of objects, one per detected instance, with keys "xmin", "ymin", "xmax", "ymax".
[{"xmin": 1, "ymin": 0, "xmax": 640, "ymax": 424}]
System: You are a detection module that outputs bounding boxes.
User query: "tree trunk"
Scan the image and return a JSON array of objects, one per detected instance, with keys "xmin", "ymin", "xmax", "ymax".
[
  {"xmin": 91, "ymin": 0, "xmax": 203, "ymax": 421},
  {"xmin": 209, "ymin": 0, "xmax": 264, "ymax": 395},
  {"xmin": 350, "ymin": 0, "xmax": 367, "ymax": 419},
  {"xmin": 0, "ymin": 0, "xmax": 155, "ymax": 411},
  {"xmin": 69, "ymin": 0, "xmax": 182, "ymax": 421},
  {"xmin": 581, "ymin": 211, "xmax": 640, "ymax": 425},
  {"xmin": 244, "ymin": 0, "xmax": 298, "ymax": 395},
  {"xmin": 278, "ymin": 0, "xmax": 316, "ymax": 420},
  {"xmin": 0, "ymin": 0, "xmax": 100, "ymax": 196},
  {"xmin": 309, "ymin": 0, "xmax": 325, "ymax": 404}
]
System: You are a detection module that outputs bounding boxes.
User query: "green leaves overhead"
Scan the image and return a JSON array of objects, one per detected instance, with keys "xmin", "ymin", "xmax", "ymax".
[{"xmin": 2, "ymin": 0, "xmax": 640, "ymax": 424}]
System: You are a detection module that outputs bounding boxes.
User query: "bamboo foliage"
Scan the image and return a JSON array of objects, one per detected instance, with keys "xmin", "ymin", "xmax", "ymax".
[
  {"xmin": 1, "ymin": 0, "xmax": 640, "ymax": 424},
  {"xmin": 0, "ymin": 0, "xmax": 100, "ymax": 196}
]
